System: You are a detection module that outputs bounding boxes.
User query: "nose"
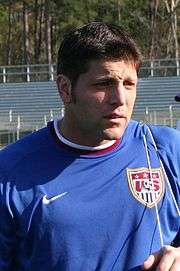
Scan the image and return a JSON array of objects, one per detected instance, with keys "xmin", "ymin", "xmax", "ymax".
[{"xmin": 110, "ymin": 82, "xmax": 125, "ymax": 105}]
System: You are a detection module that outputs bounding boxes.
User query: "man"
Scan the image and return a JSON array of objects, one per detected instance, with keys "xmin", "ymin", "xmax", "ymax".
[{"xmin": 0, "ymin": 22, "xmax": 179, "ymax": 271}]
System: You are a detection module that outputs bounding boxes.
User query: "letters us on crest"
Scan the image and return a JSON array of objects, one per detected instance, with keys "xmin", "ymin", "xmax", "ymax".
[{"xmin": 127, "ymin": 167, "xmax": 164, "ymax": 208}]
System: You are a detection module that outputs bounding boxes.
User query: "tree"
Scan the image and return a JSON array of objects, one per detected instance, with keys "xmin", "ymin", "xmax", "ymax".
[
  {"xmin": 23, "ymin": 0, "xmax": 30, "ymax": 64},
  {"xmin": 6, "ymin": 0, "xmax": 13, "ymax": 65},
  {"xmin": 164, "ymin": 0, "xmax": 179, "ymax": 73},
  {"xmin": 44, "ymin": 0, "xmax": 52, "ymax": 64},
  {"xmin": 0, "ymin": 0, "xmax": 179, "ymax": 65},
  {"xmin": 149, "ymin": 0, "xmax": 159, "ymax": 59}
]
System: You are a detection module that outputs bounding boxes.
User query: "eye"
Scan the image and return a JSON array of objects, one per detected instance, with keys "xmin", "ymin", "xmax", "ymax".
[
  {"xmin": 123, "ymin": 80, "xmax": 136, "ymax": 88},
  {"xmin": 94, "ymin": 79, "xmax": 114, "ymax": 88},
  {"xmin": 101, "ymin": 81, "xmax": 113, "ymax": 86}
]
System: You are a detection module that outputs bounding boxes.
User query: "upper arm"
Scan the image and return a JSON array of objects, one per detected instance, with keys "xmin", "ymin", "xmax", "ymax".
[{"xmin": 0, "ymin": 174, "xmax": 17, "ymax": 271}]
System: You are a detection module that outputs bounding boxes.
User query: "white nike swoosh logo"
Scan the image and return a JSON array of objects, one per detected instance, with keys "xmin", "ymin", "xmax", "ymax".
[{"xmin": 42, "ymin": 192, "xmax": 68, "ymax": 205}]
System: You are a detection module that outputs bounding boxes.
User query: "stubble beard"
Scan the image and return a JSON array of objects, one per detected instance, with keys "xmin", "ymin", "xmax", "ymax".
[{"xmin": 102, "ymin": 118, "xmax": 129, "ymax": 140}]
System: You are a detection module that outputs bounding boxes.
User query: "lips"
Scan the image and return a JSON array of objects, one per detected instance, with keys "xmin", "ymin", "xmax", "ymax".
[
  {"xmin": 103, "ymin": 113, "xmax": 127, "ymax": 127},
  {"xmin": 104, "ymin": 113, "xmax": 126, "ymax": 119}
]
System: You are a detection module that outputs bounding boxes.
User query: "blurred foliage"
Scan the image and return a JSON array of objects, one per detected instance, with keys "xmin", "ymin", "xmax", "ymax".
[{"xmin": 0, "ymin": 0, "xmax": 179, "ymax": 65}]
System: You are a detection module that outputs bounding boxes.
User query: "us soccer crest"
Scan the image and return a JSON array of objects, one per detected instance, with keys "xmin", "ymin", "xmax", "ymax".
[{"xmin": 127, "ymin": 167, "xmax": 164, "ymax": 208}]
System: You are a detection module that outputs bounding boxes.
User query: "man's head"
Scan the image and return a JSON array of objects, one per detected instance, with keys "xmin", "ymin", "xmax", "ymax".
[
  {"xmin": 57, "ymin": 22, "xmax": 142, "ymax": 146},
  {"xmin": 57, "ymin": 22, "xmax": 142, "ymax": 87}
]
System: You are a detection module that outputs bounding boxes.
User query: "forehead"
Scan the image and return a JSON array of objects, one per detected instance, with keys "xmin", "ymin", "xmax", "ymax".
[{"xmin": 84, "ymin": 59, "xmax": 138, "ymax": 81}]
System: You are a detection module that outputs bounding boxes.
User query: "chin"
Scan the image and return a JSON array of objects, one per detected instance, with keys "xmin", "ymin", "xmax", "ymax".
[
  {"xmin": 103, "ymin": 127, "xmax": 125, "ymax": 140},
  {"xmin": 102, "ymin": 119, "xmax": 129, "ymax": 140}
]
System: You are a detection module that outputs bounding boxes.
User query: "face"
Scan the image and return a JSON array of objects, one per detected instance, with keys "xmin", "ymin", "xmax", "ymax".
[{"xmin": 59, "ymin": 59, "xmax": 138, "ymax": 146}]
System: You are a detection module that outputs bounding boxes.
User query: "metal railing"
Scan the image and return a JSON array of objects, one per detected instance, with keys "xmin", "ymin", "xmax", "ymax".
[
  {"xmin": 0, "ymin": 106, "xmax": 179, "ymax": 149},
  {"xmin": 140, "ymin": 59, "xmax": 180, "ymax": 77},
  {"xmin": 132, "ymin": 106, "xmax": 180, "ymax": 128},
  {"xmin": 0, "ymin": 64, "xmax": 56, "ymax": 83},
  {"xmin": 0, "ymin": 108, "xmax": 64, "ymax": 148},
  {"xmin": 0, "ymin": 59, "xmax": 179, "ymax": 83}
]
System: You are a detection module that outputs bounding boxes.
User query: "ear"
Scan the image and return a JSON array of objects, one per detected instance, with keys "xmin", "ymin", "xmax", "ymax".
[{"xmin": 56, "ymin": 74, "xmax": 72, "ymax": 103}]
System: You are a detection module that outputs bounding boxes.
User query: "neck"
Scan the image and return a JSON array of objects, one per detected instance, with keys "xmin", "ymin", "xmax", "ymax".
[{"xmin": 58, "ymin": 118, "xmax": 112, "ymax": 147}]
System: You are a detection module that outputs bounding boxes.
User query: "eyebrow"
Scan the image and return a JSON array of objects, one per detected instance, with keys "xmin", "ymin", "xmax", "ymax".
[
  {"xmin": 94, "ymin": 75, "xmax": 137, "ymax": 83},
  {"xmin": 91, "ymin": 77, "xmax": 116, "ymax": 85}
]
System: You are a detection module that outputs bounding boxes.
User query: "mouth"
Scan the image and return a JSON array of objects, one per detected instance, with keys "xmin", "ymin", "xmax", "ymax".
[
  {"xmin": 103, "ymin": 113, "xmax": 127, "ymax": 125},
  {"xmin": 104, "ymin": 113, "xmax": 126, "ymax": 119}
]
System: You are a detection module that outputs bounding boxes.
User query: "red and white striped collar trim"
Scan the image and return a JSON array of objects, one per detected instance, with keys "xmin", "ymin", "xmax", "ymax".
[{"xmin": 52, "ymin": 119, "xmax": 120, "ymax": 155}]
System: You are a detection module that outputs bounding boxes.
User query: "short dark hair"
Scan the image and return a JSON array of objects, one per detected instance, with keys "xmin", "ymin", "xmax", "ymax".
[{"xmin": 57, "ymin": 22, "xmax": 142, "ymax": 86}]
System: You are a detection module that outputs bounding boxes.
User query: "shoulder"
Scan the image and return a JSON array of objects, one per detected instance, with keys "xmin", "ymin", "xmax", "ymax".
[
  {"xmin": 148, "ymin": 124, "xmax": 180, "ymax": 153},
  {"xmin": 147, "ymin": 125, "xmax": 180, "ymax": 184},
  {"xmin": 127, "ymin": 121, "xmax": 180, "ymax": 164},
  {"xmin": 126, "ymin": 120, "xmax": 180, "ymax": 147},
  {"xmin": 0, "ymin": 125, "xmax": 51, "ymax": 174}
]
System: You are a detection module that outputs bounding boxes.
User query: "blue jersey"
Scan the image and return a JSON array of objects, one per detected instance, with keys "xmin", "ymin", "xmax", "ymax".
[{"xmin": 0, "ymin": 120, "xmax": 179, "ymax": 271}]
